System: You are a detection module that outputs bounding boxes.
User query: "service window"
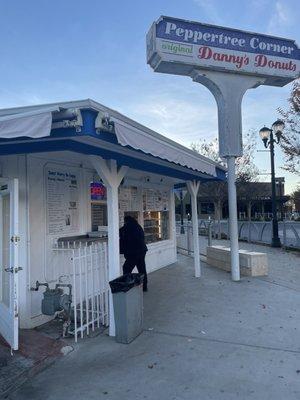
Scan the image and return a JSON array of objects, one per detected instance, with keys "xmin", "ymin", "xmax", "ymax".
[
  {"xmin": 142, "ymin": 189, "xmax": 170, "ymax": 244},
  {"xmin": 143, "ymin": 211, "xmax": 169, "ymax": 244}
]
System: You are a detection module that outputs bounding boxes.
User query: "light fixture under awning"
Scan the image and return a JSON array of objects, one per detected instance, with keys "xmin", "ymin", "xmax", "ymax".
[
  {"xmin": 0, "ymin": 107, "xmax": 59, "ymax": 139},
  {"xmin": 113, "ymin": 120, "xmax": 217, "ymax": 176}
]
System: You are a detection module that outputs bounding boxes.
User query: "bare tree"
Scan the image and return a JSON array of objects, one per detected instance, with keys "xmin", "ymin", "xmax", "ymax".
[
  {"xmin": 278, "ymin": 79, "xmax": 300, "ymax": 176},
  {"xmin": 191, "ymin": 131, "xmax": 259, "ymax": 223},
  {"xmin": 191, "ymin": 130, "xmax": 259, "ymax": 181}
]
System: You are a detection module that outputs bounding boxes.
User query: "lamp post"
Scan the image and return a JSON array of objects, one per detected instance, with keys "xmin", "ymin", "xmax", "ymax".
[{"xmin": 259, "ymin": 119, "xmax": 285, "ymax": 248}]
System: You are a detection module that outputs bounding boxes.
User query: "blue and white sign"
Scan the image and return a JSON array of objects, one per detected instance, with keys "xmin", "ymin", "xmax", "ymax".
[{"xmin": 147, "ymin": 16, "xmax": 300, "ymax": 86}]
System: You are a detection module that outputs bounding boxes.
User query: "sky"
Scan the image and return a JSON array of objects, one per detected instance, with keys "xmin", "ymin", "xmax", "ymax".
[{"xmin": 0, "ymin": 0, "xmax": 299, "ymax": 193}]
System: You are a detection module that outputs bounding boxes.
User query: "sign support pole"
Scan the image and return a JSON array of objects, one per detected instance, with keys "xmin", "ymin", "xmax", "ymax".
[
  {"xmin": 187, "ymin": 180, "xmax": 201, "ymax": 277},
  {"xmin": 226, "ymin": 156, "xmax": 240, "ymax": 281},
  {"xmin": 191, "ymin": 71, "xmax": 265, "ymax": 282}
]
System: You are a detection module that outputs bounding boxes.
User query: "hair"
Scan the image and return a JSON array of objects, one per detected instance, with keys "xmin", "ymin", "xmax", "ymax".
[{"xmin": 124, "ymin": 215, "xmax": 137, "ymax": 224}]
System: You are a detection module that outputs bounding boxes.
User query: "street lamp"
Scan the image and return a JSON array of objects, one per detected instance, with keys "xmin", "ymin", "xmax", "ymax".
[{"xmin": 259, "ymin": 119, "xmax": 285, "ymax": 247}]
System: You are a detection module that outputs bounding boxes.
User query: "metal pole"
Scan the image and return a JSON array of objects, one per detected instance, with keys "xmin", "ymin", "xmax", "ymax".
[
  {"xmin": 227, "ymin": 157, "xmax": 240, "ymax": 281},
  {"xmin": 269, "ymin": 132, "xmax": 281, "ymax": 247},
  {"xmin": 191, "ymin": 192, "xmax": 201, "ymax": 277},
  {"xmin": 187, "ymin": 181, "xmax": 201, "ymax": 278},
  {"xmin": 180, "ymin": 190, "xmax": 185, "ymax": 234},
  {"xmin": 208, "ymin": 218, "xmax": 212, "ymax": 247},
  {"xmin": 279, "ymin": 180, "xmax": 284, "ymax": 221},
  {"xmin": 187, "ymin": 222, "xmax": 191, "ymax": 255}
]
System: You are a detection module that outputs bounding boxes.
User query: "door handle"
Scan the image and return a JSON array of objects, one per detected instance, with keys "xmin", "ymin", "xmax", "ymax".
[{"xmin": 4, "ymin": 267, "xmax": 23, "ymax": 273}]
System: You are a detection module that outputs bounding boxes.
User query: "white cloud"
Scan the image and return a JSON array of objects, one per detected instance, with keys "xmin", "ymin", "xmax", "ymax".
[
  {"xmin": 267, "ymin": 1, "xmax": 293, "ymax": 35},
  {"xmin": 119, "ymin": 95, "xmax": 218, "ymax": 147},
  {"xmin": 0, "ymin": 89, "xmax": 46, "ymax": 109},
  {"xmin": 192, "ymin": 0, "xmax": 223, "ymax": 24}
]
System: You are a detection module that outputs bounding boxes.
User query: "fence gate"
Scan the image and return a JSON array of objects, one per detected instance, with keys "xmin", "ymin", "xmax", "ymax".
[{"xmin": 53, "ymin": 241, "xmax": 109, "ymax": 342}]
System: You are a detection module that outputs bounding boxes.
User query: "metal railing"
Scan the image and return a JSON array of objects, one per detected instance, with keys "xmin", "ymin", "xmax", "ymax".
[
  {"xmin": 176, "ymin": 219, "xmax": 300, "ymax": 250},
  {"xmin": 52, "ymin": 241, "xmax": 109, "ymax": 342}
]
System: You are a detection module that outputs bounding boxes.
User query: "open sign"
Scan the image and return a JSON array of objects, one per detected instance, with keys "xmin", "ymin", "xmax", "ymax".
[{"xmin": 90, "ymin": 182, "xmax": 106, "ymax": 201}]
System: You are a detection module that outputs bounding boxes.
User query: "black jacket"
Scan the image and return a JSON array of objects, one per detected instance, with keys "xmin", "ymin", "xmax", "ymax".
[{"xmin": 119, "ymin": 219, "xmax": 148, "ymax": 256}]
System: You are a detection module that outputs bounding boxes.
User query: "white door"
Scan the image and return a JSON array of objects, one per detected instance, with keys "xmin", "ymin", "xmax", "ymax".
[{"xmin": 0, "ymin": 178, "xmax": 19, "ymax": 350}]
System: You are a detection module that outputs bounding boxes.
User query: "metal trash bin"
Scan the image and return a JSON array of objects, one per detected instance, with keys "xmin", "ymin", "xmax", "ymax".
[{"xmin": 109, "ymin": 273, "xmax": 144, "ymax": 344}]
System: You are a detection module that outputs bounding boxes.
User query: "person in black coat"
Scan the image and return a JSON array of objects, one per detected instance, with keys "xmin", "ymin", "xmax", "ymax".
[{"xmin": 119, "ymin": 215, "xmax": 148, "ymax": 291}]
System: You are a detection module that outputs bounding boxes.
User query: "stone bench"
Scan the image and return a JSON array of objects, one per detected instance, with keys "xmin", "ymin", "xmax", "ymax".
[{"xmin": 206, "ymin": 245, "xmax": 268, "ymax": 276}]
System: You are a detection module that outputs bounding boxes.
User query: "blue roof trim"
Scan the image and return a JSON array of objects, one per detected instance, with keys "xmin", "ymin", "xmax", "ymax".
[
  {"xmin": 0, "ymin": 138, "xmax": 222, "ymax": 182},
  {"xmin": 0, "ymin": 140, "xmax": 69, "ymax": 154},
  {"xmin": 216, "ymin": 166, "xmax": 226, "ymax": 180},
  {"xmin": 68, "ymin": 141, "xmax": 221, "ymax": 182},
  {"xmin": 0, "ymin": 108, "xmax": 226, "ymax": 181},
  {"xmin": 78, "ymin": 110, "xmax": 226, "ymax": 179}
]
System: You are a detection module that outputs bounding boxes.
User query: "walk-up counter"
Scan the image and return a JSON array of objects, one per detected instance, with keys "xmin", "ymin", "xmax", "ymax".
[{"xmin": 0, "ymin": 99, "xmax": 225, "ymax": 349}]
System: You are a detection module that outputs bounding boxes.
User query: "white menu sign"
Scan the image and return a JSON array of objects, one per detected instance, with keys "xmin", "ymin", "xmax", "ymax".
[
  {"xmin": 143, "ymin": 189, "xmax": 169, "ymax": 211},
  {"xmin": 46, "ymin": 167, "xmax": 80, "ymax": 235}
]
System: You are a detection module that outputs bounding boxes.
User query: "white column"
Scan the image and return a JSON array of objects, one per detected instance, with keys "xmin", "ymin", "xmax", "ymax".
[
  {"xmin": 187, "ymin": 181, "xmax": 201, "ymax": 278},
  {"xmin": 169, "ymin": 187, "xmax": 177, "ymax": 262},
  {"xmin": 192, "ymin": 71, "xmax": 264, "ymax": 282},
  {"xmin": 227, "ymin": 157, "xmax": 240, "ymax": 281},
  {"xmin": 90, "ymin": 156, "xmax": 128, "ymax": 336}
]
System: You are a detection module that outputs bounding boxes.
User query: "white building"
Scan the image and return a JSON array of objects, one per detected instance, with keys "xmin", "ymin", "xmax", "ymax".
[{"xmin": 0, "ymin": 99, "xmax": 225, "ymax": 350}]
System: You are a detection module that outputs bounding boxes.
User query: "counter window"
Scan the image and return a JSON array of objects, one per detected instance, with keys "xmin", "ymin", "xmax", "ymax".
[{"xmin": 143, "ymin": 211, "xmax": 169, "ymax": 244}]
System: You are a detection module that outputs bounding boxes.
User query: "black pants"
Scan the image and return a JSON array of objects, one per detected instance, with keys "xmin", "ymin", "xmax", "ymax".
[{"xmin": 123, "ymin": 252, "xmax": 147, "ymax": 290}]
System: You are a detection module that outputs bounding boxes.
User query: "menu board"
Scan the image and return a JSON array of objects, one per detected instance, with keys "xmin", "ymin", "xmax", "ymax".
[
  {"xmin": 143, "ymin": 189, "xmax": 169, "ymax": 211},
  {"xmin": 119, "ymin": 187, "xmax": 140, "ymax": 213},
  {"xmin": 46, "ymin": 167, "xmax": 80, "ymax": 235},
  {"xmin": 118, "ymin": 187, "xmax": 141, "ymax": 227}
]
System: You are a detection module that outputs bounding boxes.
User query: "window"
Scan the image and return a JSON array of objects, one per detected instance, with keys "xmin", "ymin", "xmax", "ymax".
[{"xmin": 143, "ymin": 211, "xmax": 169, "ymax": 244}]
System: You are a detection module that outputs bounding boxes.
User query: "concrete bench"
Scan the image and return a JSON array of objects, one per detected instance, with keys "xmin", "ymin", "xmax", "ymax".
[{"xmin": 206, "ymin": 245, "xmax": 268, "ymax": 276}]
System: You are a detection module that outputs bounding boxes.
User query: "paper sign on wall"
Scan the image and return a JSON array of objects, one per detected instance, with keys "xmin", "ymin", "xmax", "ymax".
[
  {"xmin": 46, "ymin": 167, "xmax": 80, "ymax": 235},
  {"xmin": 143, "ymin": 189, "xmax": 169, "ymax": 211}
]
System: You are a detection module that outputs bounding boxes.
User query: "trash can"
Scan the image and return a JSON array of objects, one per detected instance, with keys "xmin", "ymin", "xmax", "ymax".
[{"xmin": 109, "ymin": 273, "xmax": 144, "ymax": 344}]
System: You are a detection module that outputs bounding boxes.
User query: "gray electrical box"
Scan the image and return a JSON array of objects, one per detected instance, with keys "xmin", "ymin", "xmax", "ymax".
[{"xmin": 42, "ymin": 288, "xmax": 63, "ymax": 315}]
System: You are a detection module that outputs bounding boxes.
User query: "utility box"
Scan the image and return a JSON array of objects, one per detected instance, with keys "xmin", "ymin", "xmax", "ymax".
[
  {"xmin": 109, "ymin": 274, "xmax": 144, "ymax": 344},
  {"xmin": 41, "ymin": 288, "xmax": 63, "ymax": 315}
]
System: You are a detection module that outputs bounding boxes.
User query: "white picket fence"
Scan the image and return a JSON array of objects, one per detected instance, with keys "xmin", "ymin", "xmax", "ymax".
[{"xmin": 52, "ymin": 240, "xmax": 109, "ymax": 342}]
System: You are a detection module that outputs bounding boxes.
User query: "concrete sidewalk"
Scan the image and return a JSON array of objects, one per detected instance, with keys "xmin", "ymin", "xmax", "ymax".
[{"xmin": 6, "ymin": 249, "xmax": 300, "ymax": 400}]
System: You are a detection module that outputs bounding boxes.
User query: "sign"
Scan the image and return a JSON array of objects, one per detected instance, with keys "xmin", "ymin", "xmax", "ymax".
[
  {"xmin": 91, "ymin": 182, "xmax": 106, "ymax": 201},
  {"xmin": 147, "ymin": 16, "xmax": 300, "ymax": 86},
  {"xmin": 143, "ymin": 189, "xmax": 169, "ymax": 211},
  {"xmin": 46, "ymin": 167, "xmax": 79, "ymax": 235}
]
